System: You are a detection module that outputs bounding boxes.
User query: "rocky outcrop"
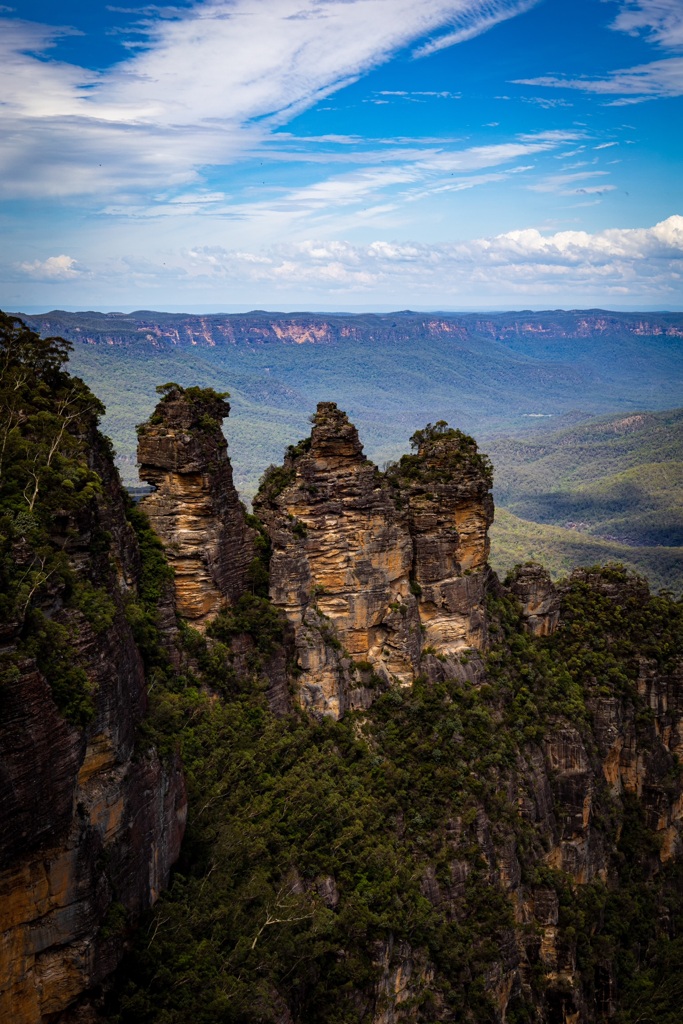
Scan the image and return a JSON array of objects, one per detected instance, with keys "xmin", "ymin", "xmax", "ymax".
[
  {"xmin": 254, "ymin": 403, "xmax": 421, "ymax": 718},
  {"xmin": 507, "ymin": 563, "xmax": 561, "ymax": 637},
  {"xmin": 388, "ymin": 422, "xmax": 494, "ymax": 656},
  {"xmin": 254, "ymin": 406, "xmax": 495, "ymax": 718},
  {"xmin": 137, "ymin": 386, "xmax": 255, "ymax": 627},
  {"xmin": 0, "ymin": 428, "xmax": 186, "ymax": 1024}
]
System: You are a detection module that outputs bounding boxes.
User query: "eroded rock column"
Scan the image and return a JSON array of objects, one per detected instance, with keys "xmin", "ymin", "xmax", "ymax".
[
  {"xmin": 388, "ymin": 423, "xmax": 495, "ymax": 656},
  {"xmin": 137, "ymin": 386, "xmax": 255, "ymax": 628},
  {"xmin": 254, "ymin": 402, "xmax": 421, "ymax": 717}
]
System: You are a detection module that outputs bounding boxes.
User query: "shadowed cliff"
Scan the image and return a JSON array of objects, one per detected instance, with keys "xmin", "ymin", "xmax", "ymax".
[{"xmin": 0, "ymin": 315, "xmax": 186, "ymax": 1023}]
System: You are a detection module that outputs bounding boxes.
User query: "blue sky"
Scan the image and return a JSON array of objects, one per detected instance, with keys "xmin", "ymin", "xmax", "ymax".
[{"xmin": 1, "ymin": 0, "xmax": 682, "ymax": 310}]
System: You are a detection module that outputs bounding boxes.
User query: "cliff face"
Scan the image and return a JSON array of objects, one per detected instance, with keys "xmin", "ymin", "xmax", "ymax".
[
  {"xmin": 253, "ymin": 406, "xmax": 494, "ymax": 718},
  {"xmin": 388, "ymin": 424, "xmax": 494, "ymax": 658},
  {"xmin": 0, "ymin": 434, "xmax": 186, "ymax": 1024},
  {"xmin": 506, "ymin": 563, "xmax": 561, "ymax": 636},
  {"xmin": 19, "ymin": 309, "xmax": 683, "ymax": 349},
  {"xmin": 137, "ymin": 386, "xmax": 255, "ymax": 627},
  {"xmin": 254, "ymin": 403, "xmax": 421, "ymax": 718},
  {"xmin": 0, "ymin": 316, "xmax": 186, "ymax": 1023}
]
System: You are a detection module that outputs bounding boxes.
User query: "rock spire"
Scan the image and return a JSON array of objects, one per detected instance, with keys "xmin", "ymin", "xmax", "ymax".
[
  {"xmin": 137, "ymin": 385, "xmax": 255, "ymax": 627},
  {"xmin": 254, "ymin": 404, "xmax": 496, "ymax": 718}
]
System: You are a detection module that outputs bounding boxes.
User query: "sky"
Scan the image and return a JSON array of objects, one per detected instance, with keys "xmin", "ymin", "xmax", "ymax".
[{"xmin": 1, "ymin": 0, "xmax": 682, "ymax": 311}]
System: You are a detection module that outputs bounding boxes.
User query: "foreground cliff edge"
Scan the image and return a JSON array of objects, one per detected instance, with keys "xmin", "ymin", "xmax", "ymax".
[
  {"xmin": 0, "ymin": 315, "xmax": 187, "ymax": 1023},
  {"xmin": 2, "ymin": 314, "xmax": 683, "ymax": 1023}
]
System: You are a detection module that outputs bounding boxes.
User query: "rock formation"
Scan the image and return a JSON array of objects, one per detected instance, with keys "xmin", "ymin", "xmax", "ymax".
[
  {"xmin": 137, "ymin": 385, "xmax": 255, "ymax": 627},
  {"xmin": 253, "ymin": 403, "xmax": 420, "ymax": 717},
  {"xmin": 0, "ymin": 423, "xmax": 186, "ymax": 1024},
  {"xmin": 506, "ymin": 563, "xmax": 561, "ymax": 636},
  {"xmin": 254, "ymin": 405, "xmax": 495, "ymax": 717},
  {"xmin": 387, "ymin": 420, "xmax": 494, "ymax": 656}
]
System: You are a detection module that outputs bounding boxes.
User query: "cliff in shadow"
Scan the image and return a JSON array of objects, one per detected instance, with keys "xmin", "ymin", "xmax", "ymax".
[{"xmin": 0, "ymin": 315, "xmax": 186, "ymax": 1023}]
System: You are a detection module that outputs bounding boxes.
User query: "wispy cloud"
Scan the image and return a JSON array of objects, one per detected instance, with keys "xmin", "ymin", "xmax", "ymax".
[
  {"xmin": 0, "ymin": 0, "xmax": 540, "ymax": 202},
  {"xmin": 514, "ymin": 1, "xmax": 683, "ymax": 103},
  {"xmin": 94, "ymin": 130, "xmax": 580, "ymax": 227},
  {"xmin": 515, "ymin": 57, "xmax": 683, "ymax": 102},
  {"xmin": 527, "ymin": 170, "xmax": 616, "ymax": 195},
  {"xmin": 412, "ymin": 0, "xmax": 539, "ymax": 57}
]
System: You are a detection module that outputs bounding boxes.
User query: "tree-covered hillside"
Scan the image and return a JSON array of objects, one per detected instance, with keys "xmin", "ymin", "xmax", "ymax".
[{"xmin": 487, "ymin": 409, "xmax": 683, "ymax": 593}]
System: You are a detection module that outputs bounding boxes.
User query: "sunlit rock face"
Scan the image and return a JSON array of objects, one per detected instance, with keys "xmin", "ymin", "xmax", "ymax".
[
  {"xmin": 254, "ymin": 405, "xmax": 496, "ymax": 718},
  {"xmin": 0, "ymin": 433, "xmax": 186, "ymax": 1024},
  {"xmin": 137, "ymin": 386, "xmax": 255, "ymax": 628},
  {"xmin": 254, "ymin": 403, "xmax": 421, "ymax": 718}
]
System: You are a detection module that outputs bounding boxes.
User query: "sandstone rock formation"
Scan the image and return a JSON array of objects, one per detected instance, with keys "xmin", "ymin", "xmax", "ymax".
[
  {"xmin": 254, "ymin": 403, "xmax": 420, "ymax": 718},
  {"xmin": 137, "ymin": 386, "xmax": 255, "ymax": 627},
  {"xmin": 506, "ymin": 563, "xmax": 561, "ymax": 636},
  {"xmin": 254, "ymin": 405, "xmax": 495, "ymax": 718},
  {"xmin": 387, "ymin": 420, "xmax": 494, "ymax": 656},
  {"xmin": 0, "ymin": 429, "xmax": 186, "ymax": 1024},
  {"xmin": 4, "ymin": 338, "xmax": 683, "ymax": 1024}
]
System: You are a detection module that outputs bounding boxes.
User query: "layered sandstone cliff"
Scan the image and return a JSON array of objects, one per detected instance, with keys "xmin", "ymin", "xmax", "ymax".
[
  {"xmin": 253, "ymin": 406, "xmax": 494, "ymax": 718},
  {"xmin": 506, "ymin": 563, "xmax": 561, "ymax": 637},
  {"xmin": 0, "ymin": 426, "xmax": 186, "ymax": 1024},
  {"xmin": 137, "ymin": 386, "xmax": 255, "ymax": 627}
]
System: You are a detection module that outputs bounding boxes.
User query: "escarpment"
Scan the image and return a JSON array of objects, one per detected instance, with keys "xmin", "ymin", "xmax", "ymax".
[
  {"xmin": 0, "ymin": 316, "xmax": 186, "ymax": 1024},
  {"xmin": 137, "ymin": 385, "xmax": 255, "ymax": 627}
]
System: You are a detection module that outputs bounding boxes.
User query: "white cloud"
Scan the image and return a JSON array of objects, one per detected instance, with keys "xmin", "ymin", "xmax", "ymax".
[
  {"xmin": 527, "ymin": 169, "xmax": 616, "ymax": 196},
  {"xmin": 94, "ymin": 130, "xmax": 579, "ymax": 229},
  {"xmin": 516, "ymin": 57, "xmax": 683, "ymax": 102},
  {"xmin": 18, "ymin": 255, "xmax": 84, "ymax": 279},
  {"xmin": 412, "ymin": 0, "xmax": 539, "ymax": 56},
  {"xmin": 9, "ymin": 217, "xmax": 682, "ymax": 304},
  {"xmin": 515, "ymin": 1, "xmax": 683, "ymax": 103},
  {"xmin": 175, "ymin": 215, "xmax": 683, "ymax": 299},
  {"xmin": 611, "ymin": 0, "xmax": 683, "ymax": 49},
  {"xmin": 0, "ymin": 0, "xmax": 540, "ymax": 201}
]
